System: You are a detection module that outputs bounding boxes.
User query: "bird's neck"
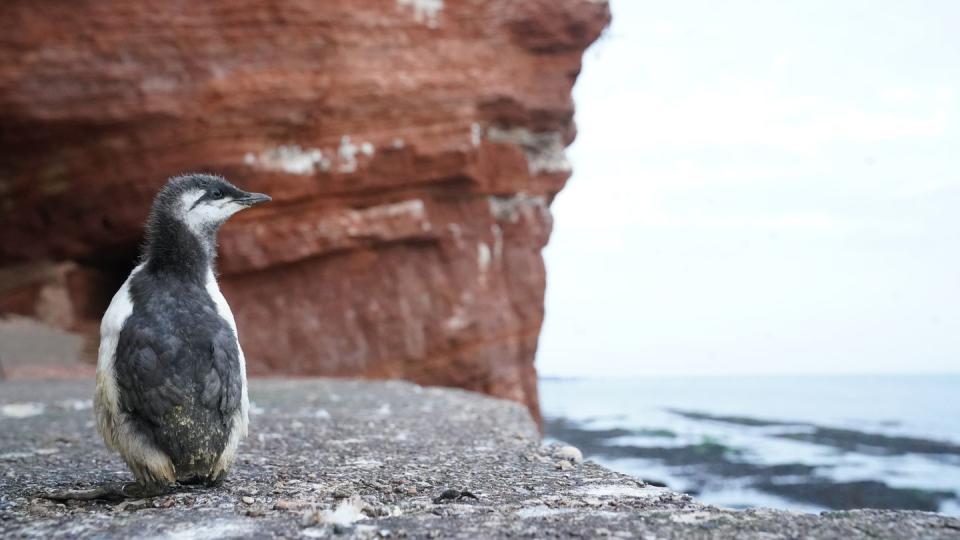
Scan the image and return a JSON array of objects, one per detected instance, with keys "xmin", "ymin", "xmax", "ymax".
[{"xmin": 142, "ymin": 213, "xmax": 218, "ymax": 282}]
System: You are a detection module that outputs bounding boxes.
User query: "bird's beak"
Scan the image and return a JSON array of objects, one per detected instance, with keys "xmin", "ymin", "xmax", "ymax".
[{"xmin": 235, "ymin": 192, "xmax": 272, "ymax": 207}]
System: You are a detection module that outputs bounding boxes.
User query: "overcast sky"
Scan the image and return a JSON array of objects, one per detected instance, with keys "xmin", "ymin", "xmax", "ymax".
[{"xmin": 538, "ymin": 0, "xmax": 960, "ymax": 377}]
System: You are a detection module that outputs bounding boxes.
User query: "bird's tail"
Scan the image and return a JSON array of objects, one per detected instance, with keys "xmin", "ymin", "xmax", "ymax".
[{"xmin": 153, "ymin": 393, "xmax": 231, "ymax": 483}]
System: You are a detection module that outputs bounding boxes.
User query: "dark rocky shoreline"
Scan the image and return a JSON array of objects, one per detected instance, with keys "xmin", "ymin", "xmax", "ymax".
[
  {"xmin": 670, "ymin": 410, "xmax": 960, "ymax": 457},
  {"xmin": 546, "ymin": 411, "xmax": 960, "ymax": 513}
]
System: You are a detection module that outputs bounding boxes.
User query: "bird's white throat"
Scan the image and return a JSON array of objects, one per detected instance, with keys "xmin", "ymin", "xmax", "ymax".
[{"xmin": 178, "ymin": 189, "xmax": 246, "ymax": 237}]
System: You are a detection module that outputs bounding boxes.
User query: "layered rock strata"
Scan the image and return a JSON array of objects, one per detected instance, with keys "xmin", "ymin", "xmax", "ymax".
[{"xmin": 0, "ymin": 0, "xmax": 612, "ymax": 419}]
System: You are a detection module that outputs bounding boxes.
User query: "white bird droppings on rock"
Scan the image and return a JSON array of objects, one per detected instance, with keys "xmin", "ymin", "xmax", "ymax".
[
  {"xmin": 158, "ymin": 519, "xmax": 255, "ymax": 540},
  {"xmin": 0, "ymin": 452, "xmax": 34, "ymax": 460},
  {"xmin": 485, "ymin": 127, "xmax": 571, "ymax": 174},
  {"xmin": 245, "ymin": 145, "xmax": 329, "ymax": 175},
  {"xmin": 338, "ymin": 136, "xmax": 359, "ymax": 173},
  {"xmin": 56, "ymin": 399, "xmax": 92, "ymax": 411},
  {"xmin": 477, "ymin": 242, "xmax": 491, "ymax": 274},
  {"xmin": 0, "ymin": 403, "xmax": 45, "ymax": 418},
  {"xmin": 488, "ymin": 193, "xmax": 550, "ymax": 225},
  {"xmin": 350, "ymin": 458, "xmax": 384, "ymax": 469},
  {"xmin": 670, "ymin": 511, "xmax": 719, "ymax": 524},
  {"xmin": 320, "ymin": 495, "xmax": 367, "ymax": 526},
  {"xmin": 397, "ymin": 0, "xmax": 443, "ymax": 27},
  {"xmin": 515, "ymin": 506, "xmax": 576, "ymax": 519},
  {"xmin": 471, "ymin": 123, "xmax": 483, "ymax": 146},
  {"xmin": 554, "ymin": 445, "xmax": 583, "ymax": 464},
  {"xmin": 577, "ymin": 485, "xmax": 670, "ymax": 499}
]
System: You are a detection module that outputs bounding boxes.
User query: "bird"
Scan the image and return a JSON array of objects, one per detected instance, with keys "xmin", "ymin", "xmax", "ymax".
[{"xmin": 91, "ymin": 173, "xmax": 271, "ymax": 497}]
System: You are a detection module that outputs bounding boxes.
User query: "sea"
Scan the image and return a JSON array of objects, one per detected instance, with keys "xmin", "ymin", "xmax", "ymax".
[{"xmin": 539, "ymin": 374, "xmax": 960, "ymax": 515}]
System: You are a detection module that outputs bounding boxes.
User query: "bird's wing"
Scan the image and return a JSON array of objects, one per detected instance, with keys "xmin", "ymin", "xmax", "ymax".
[
  {"xmin": 114, "ymin": 321, "xmax": 242, "ymax": 427},
  {"xmin": 202, "ymin": 327, "xmax": 243, "ymax": 417},
  {"xmin": 114, "ymin": 324, "xmax": 187, "ymax": 425}
]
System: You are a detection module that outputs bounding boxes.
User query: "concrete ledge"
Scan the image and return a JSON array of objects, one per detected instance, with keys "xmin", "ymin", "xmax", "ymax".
[{"xmin": 2, "ymin": 379, "xmax": 959, "ymax": 538}]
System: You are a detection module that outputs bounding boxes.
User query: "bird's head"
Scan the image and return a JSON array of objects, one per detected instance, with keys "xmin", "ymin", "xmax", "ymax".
[
  {"xmin": 144, "ymin": 174, "xmax": 271, "ymax": 267},
  {"xmin": 151, "ymin": 174, "xmax": 271, "ymax": 235}
]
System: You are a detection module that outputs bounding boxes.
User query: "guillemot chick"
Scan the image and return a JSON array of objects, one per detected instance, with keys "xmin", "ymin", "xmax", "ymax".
[{"xmin": 92, "ymin": 173, "xmax": 270, "ymax": 497}]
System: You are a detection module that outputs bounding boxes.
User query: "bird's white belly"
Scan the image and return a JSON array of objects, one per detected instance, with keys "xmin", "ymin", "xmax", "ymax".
[
  {"xmin": 95, "ymin": 262, "xmax": 144, "ymax": 446},
  {"xmin": 205, "ymin": 269, "xmax": 249, "ymax": 476}
]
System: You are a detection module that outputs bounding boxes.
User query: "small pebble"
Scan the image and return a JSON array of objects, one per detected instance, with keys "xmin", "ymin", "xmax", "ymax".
[{"xmin": 242, "ymin": 496, "xmax": 255, "ymax": 505}]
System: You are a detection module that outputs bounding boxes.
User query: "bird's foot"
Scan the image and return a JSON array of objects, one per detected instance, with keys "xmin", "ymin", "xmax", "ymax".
[
  {"xmin": 176, "ymin": 473, "xmax": 226, "ymax": 488},
  {"xmin": 121, "ymin": 482, "xmax": 174, "ymax": 498},
  {"xmin": 41, "ymin": 482, "xmax": 172, "ymax": 501},
  {"xmin": 204, "ymin": 472, "xmax": 227, "ymax": 488}
]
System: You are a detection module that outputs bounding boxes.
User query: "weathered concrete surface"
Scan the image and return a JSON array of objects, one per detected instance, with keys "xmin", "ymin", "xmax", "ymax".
[{"xmin": 2, "ymin": 379, "xmax": 958, "ymax": 539}]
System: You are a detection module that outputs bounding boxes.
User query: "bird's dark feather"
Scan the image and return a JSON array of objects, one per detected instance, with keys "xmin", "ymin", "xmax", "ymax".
[{"xmin": 114, "ymin": 268, "xmax": 241, "ymax": 476}]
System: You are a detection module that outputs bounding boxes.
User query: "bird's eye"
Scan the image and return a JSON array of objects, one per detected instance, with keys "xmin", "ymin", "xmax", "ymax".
[{"xmin": 210, "ymin": 189, "xmax": 224, "ymax": 199}]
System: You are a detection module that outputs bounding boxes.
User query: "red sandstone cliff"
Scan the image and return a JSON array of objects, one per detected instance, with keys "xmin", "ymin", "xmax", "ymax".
[{"xmin": 0, "ymin": 0, "xmax": 610, "ymax": 421}]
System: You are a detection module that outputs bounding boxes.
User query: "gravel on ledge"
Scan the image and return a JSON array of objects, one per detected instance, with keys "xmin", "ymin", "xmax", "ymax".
[{"xmin": 2, "ymin": 378, "xmax": 959, "ymax": 539}]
